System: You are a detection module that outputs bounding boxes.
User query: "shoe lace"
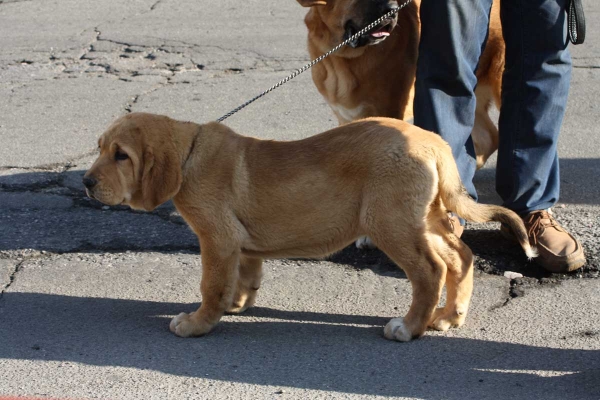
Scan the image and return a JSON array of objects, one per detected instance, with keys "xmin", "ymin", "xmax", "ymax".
[{"xmin": 526, "ymin": 210, "xmax": 559, "ymax": 245}]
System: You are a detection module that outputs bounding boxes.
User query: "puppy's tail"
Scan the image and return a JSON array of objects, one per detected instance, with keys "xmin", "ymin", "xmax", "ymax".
[{"xmin": 434, "ymin": 145, "xmax": 538, "ymax": 260}]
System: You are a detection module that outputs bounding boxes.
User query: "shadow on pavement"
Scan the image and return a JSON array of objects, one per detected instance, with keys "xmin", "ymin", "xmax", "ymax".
[{"xmin": 0, "ymin": 292, "xmax": 598, "ymax": 399}]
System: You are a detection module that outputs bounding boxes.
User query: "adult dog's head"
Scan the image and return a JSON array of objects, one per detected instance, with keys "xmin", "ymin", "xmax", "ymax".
[
  {"xmin": 83, "ymin": 113, "xmax": 183, "ymax": 212},
  {"xmin": 297, "ymin": 0, "xmax": 400, "ymax": 49}
]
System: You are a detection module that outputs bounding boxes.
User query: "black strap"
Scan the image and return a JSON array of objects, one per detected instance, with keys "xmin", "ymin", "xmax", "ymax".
[{"xmin": 567, "ymin": 0, "xmax": 585, "ymax": 45}]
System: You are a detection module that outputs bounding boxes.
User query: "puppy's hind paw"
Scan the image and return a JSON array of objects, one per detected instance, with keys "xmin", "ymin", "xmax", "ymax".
[
  {"xmin": 169, "ymin": 312, "xmax": 213, "ymax": 338},
  {"xmin": 355, "ymin": 236, "xmax": 376, "ymax": 250},
  {"xmin": 384, "ymin": 318, "xmax": 413, "ymax": 342}
]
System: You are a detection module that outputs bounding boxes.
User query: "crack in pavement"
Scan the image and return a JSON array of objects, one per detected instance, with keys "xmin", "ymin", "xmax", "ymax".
[
  {"xmin": 0, "ymin": 165, "xmax": 63, "ymax": 172},
  {"xmin": 0, "ymin": 150, "xmax": 94, "ymax": 173},
  {"xmin": 489, "ymin": 273, "xmax": 578, "ymax": 310},
  {"xmin": 67, "ymin": 27, "xmax": 206, "ymax": 113},
  {"xmin": 6, "ymin": 83, "xmax": 29, "ymax": 103},
  {"xmin": 0, "ymin": 0, "xmax": 34, "ymax": 4},
  {"xmin": 149, "ymin": 0, "xmax": 164, "ymax": 11},
  {"xmin": 0, "ymin": 154, "xmax": 86, "ymax": 170},
  {"xmin": 0, "ymin": 259, "xmax": 25, "ymax": 300},
  {"xmin": 0, "ymin": 243, "xmax": 197, "ymax": 301},
  {"xmin": 124, "ymin": 94, "xmax": 141, "ymax": 113},
  {"xmin": 491, "ymin": 279, "xmax": 526, "ymax": 310},
  {"xmin": 489, "ymin": 282, "xmax": 519, "ymax": 311},
  {"xmin": 3, "ymin": 25, "xmax": 304, "ymax": 89},
  {"xmin": 122, "ymin": 82, "xmax": 169, "ymax": 113}
]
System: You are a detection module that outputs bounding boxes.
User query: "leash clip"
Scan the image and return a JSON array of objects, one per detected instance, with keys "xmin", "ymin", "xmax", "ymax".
[{"xmin": 567, "ymin": 0, "xmax": 585, "ymax": 45}]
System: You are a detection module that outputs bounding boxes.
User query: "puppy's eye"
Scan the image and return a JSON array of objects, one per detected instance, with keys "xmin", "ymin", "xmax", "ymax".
[{"xmin": 115, "ymin": 150, "xmax": 129, "ymax": 161}]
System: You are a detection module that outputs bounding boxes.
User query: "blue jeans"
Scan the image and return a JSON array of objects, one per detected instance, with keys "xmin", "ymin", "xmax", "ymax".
[{"xmin": 414, "ymin": 0, "xmax": 572, "ymax": 216}]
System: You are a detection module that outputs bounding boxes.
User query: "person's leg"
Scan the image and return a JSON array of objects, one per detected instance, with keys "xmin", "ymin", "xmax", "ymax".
[
  {"xmin": 498, "ymin": 0, "xmax": 585, "ymax": 271},
  {"xmin": 496, "ymin": 0, "xmax": 570, "ymax": 214},
  {"xmin": 414, "ymin": 0, "xmax": 494, "ymax": 202}
]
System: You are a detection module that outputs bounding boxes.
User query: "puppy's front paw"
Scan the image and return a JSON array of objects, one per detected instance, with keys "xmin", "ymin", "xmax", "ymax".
[
  {"xmin": 169, "ymin": 312, "xmax": 213, "ymax": 338},
  {"xmin": 355, "ymin": 236, "xmax": 376, "ymax": 250},
  {"xmin": 383, "ymin": 317, "xmax": 413, "ymax": 342}
]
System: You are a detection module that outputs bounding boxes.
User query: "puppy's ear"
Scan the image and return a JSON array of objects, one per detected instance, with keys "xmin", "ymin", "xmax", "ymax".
[
  {"xmin": 297, "ymin": 0, "xmax": 327, "ymax": 7},
  {"xmin": 141, "ymin": 145, "xmax": 182, "ymax": 211}
]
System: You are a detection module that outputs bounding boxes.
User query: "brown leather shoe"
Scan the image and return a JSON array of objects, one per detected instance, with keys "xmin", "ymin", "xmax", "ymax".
[
  {"xmin": 501, "ymin": 209, "xmax": 585, "ymax": 273},
  {"xmin": 448, "ymin": 213, "xmax": 464, "ymax": 238}
]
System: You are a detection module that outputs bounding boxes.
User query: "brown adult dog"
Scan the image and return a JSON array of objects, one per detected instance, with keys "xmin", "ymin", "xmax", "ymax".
[
  {"xmin": 83, "ymin": 113, "xmax": 535, "ymax": 341},
  {"xmin": 297, "ymin": 0, "xmax": 504, "ymax": 169}
]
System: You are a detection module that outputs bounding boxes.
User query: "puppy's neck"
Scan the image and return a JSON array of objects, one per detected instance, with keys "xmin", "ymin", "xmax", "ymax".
[
  {"xmin": 169, "ymin": 120, "xmax": 203, "ymax": 168},
  {"xmin": 180, "ymin": 121, "xmax": 242, "ymax": 169}
]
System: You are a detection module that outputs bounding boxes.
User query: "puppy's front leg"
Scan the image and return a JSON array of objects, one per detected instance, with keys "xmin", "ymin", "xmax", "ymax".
[{"xmin": 170, "ymin": 246, "xmax": 239, "ymax": 338}]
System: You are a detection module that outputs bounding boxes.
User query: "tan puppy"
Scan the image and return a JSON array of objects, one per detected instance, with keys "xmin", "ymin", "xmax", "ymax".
[
  {"xmin": 84, "ymin": 113, "xmax": 535, "ymax": 342},
  {"xmin": 297, "ymin": 0, "xmax": 504, "ymax": 169}
]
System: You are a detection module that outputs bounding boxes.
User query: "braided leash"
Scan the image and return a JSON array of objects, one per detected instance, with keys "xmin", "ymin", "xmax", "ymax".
[{"xmin": 216, "ymin": 0, "xmax": 412, "ymax": 123}]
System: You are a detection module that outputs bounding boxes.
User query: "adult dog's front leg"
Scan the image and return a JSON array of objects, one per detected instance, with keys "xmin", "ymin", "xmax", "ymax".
[{"xmin": 170, "ymin": 246, "xmax": 240, "ymax": 338}]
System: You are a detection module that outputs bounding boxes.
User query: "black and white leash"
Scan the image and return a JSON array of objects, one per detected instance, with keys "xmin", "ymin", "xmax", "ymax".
[{"xmin": 216, "ymin": 0, "xmax": 413, "ymax": 123}]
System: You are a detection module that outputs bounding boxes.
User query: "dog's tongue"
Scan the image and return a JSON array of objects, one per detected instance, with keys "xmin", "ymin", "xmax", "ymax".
[{"xmin": 371, "ymin": 29, "xmax": 390, "ymax": 38}]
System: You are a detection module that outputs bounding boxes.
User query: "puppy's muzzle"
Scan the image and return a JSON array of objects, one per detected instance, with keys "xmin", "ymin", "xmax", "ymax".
[{"xmin": 83, "ymin": 175, "xmax": 98, "ymax": 199}]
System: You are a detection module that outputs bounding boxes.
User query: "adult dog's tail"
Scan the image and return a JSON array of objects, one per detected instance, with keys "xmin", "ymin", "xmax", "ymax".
[{"xmin": 434, "ymin": 144, "xmax": 538, "ymax": 259}]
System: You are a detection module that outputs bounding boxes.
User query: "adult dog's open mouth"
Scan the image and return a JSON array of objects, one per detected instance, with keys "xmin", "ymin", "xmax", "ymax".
[
  {"xmin": 344, "ymin": 17, "xmax": 397, "ymax": 48},
  {"xmin": 370, "ymin": 21, "xmax": 393, "ymax": 39}
]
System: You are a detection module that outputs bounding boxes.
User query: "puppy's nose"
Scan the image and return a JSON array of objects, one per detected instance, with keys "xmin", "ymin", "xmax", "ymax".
[{"xmin": 82, "ymin": 176, "xmax": 98, "ymax": 189}]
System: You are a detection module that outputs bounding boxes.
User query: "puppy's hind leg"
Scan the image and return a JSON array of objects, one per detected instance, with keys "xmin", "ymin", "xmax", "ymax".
[
  {"xmin": 170, "ymin": 245, "xmax": 240, "ymax": 338},
  {"xmin": 371, "ymin": 226, "xmax": 446, "ymax": 342},
  {"xmin": 428, "ymin": 225, "xmax": 474, "ymax": 331},
  {"xmin": 227, "ymin": 256, "xmax": 263, "ymax": 314}
]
